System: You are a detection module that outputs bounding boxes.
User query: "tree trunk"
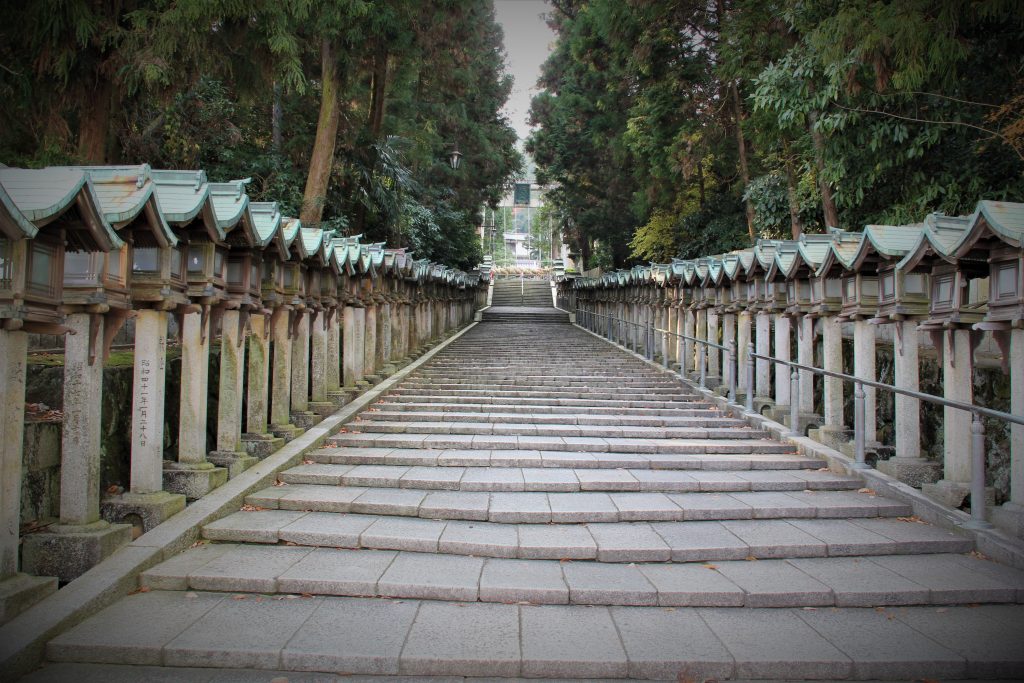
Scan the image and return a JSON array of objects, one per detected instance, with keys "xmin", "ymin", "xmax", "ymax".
[
  {"xmin": 301, "ymin": 39, "xmax": 342, "ymax": 225},
  {"xmin": 730, "ymin": 83, "xmax": 756, "ymax": 242},
  {"xmin": 272, "ymin": 82, "xmax": 283, "ymax": 153},
  {"xmin": 77, "ymin": 74, "xmax": 113, "ymax": 164},
  {"xmin": 368, "ymin": 47, "xmax": 388, "ymax": 139},
  {"xmin": 696, "ymin": 161, "xmax": 706, "ymax": 207},
  {"xmin": 807, "ymin": 110, "xmax": 840, "ymax": 228},
  {"xmin": 783, "ymin": 141, "xmax": 803, "ymax": 239}
]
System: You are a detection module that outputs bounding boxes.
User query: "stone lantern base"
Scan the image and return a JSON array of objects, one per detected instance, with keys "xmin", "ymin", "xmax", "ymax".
[
  {"xmin": 241, "ymin": 432, "xmax": 285, "ymax": 459},
  {"xmin": 877, "ymin": 456, "xmax": 942, "ymax": 488},
  {"xmin": 991, "ymin": 503, "xmax": 1024, "ymax": 539},
  {"xmin": 101, "ymin": 491, "xmax": 185, "ymax": 534},
  {"xmin": 22, "ymin": 520, "xmax": 132, "ymax": 583},
  {"xmin": 208, "ymin": 450, "xmax": 258, "ymax": 479},
  {"xmin": 163, "ymin": 461, "xmax": 228, "ymax": 500}
]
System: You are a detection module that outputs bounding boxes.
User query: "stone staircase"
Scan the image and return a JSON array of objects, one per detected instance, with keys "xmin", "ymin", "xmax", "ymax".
[
  {"xmin": 483, "ymin": 278, "xmax": 569, "ymax": 324},
  {"xmin": 32, "ymin": 318, "xmax": 1024, "ymax": 681},
  {"xmin": 490, "ymin": 278, "xmax": 553, "ymax": 307}
]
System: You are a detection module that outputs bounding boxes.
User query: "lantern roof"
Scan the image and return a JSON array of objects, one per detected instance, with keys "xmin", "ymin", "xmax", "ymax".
[
  {"xmin": 0, "ymin": 166, "xmax": 121, "ymax": 251},
  {"xmin": 848, "ymin": 223, "xmax": 923, "ymax": 272},
  {"xmin": 248, "ymin": 201, "xmax": 286, "ymax": 257},
  {"xmin": 897, "ymin": 212, "xmax": 974, "ymax": 271},
  {"xmin": 952, "ymin": 200, "xmax": 1024, "ymax": 257},
  {"xmin": 150, "ymin": 169, "xmax": 225, "ymax": 244},
  {"xmin": 815, "ymin": 230, "xmax": 864, "ymax": 277},
  {"xmin": 75, "ymin": 164, "xmax": 177, "ymax": 248}
]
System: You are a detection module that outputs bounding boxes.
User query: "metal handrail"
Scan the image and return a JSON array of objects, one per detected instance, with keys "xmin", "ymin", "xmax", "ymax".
[{"xmin": 745, "ymin": 344, "xmax": 1021, "ymax": 529}]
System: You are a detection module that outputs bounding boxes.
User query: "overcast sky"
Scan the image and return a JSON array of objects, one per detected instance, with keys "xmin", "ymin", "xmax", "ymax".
[{"xmin": 494, "ymin": 0, "xmax": 556, "ymax": 146}]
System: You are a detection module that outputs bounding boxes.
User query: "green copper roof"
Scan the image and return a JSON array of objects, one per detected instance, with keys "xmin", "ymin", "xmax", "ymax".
[
  {"xmin": 0, "ymin": 167, "xmax": 122, "ymax": 251},
  {"xmin": 208, "ymin": 179, "xmax": 252, "ymax": 233},
  {"xmin": 953, "ymin": 200, "xmax": 1024, "ymax": 256},
  {"xmin": 150, "ymin": 169, "xmax": 221, "ymax": 237},
  {"xmin": 248, "ymin": 201, "xmax": 281, "ymax": 249},
  {"xmin": 897, "ymin": 212, "xmax": 973, "ymax": 270},
  {"xmin": 76, "ymin": 165, "xmax": 177, "ymax": 248},
  {"xmin": 299, "ymin": 226, "xmax": 325, "ymax": 262}
]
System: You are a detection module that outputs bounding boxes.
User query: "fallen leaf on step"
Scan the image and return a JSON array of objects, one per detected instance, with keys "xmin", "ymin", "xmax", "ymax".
[
  {"xmin": 128, "ymin": 586, "xmax": 151, "ymax": 595},
  {"xmin": 857, "ymin": 488, "xmax": 876, "ymax": 496},
  {"xmin": 240, "ymin": 504, "xmax": 266, "ymax": 512},
  {"xmin": 232, "ymin": 595, "xmax": 246, "ymax": 600},
  {"xmin": 273, "ymin": 480, "xmax": 288, "ymax": 487},
  {"xmin": 896, "ymin": 516, "xmax": 925, "ymax": 524}
]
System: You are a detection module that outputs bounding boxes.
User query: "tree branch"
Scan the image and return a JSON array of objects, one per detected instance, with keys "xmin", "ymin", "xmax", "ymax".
[{"xmin": 831, "ymin": 101, "xmax": 1024, "ymax": 161}]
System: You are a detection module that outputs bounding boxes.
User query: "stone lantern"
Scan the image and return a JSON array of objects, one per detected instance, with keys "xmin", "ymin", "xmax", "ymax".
[
  {"xmin": 951, "ymin": 200, "xmax": 1024, "ymax": 535},
  {"xmin": 809, "ymin": 231, "xmax": 860, "ymax": 319},
  {"xmin": 899, "ymin": 211, "xmax": 991, "ymax": 509},
  {"xmin": 0, "ymin": 166, "xmax": 122, "ymax": 600}
]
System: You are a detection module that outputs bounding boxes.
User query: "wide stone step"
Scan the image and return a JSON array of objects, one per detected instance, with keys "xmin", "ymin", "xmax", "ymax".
[
  {"xmin": 43, "ymin": 590, "xmax": 1024, "ymax": 680},
  {"xmin": 383, "ymin": 394, "xmax": 714, "ymax": 409},
  {"xmin": 357, "ymin": 410, "xmax": 748, "ymax": 427},
  {"xmin": 242, "ymin": 485, "xmax": 913, "ymax": 522},
  {"xmin": 279, "ymin": 463, "xmax": 862, "ymax": 492},
  {"xmin": 398, "ymin": 378, "xmax": 686, "ymax": 389},
  {"xmin": 141, "ymin": 545, "xmax": 1023, "ymax": 609},
  {"xmin": 310, "ymin": 446, "xmax": 819, "ymax": 470},
  {"xmin": 371, "ymin": 402, "xmax": 723, "ymax": 417},
  {"xmin": 387, "ymin": 387, "xmax": 687, "ymax": 399},
  {"xmin": 328, "ymin": 433, "xmax": 786, "ymax": 453},
  {"xmin": 349, "ymin": 422, "xmax": 763, "ymax": 440},
  {"xmin": 202, "ymin": 512, "xmax": 973, "ymax": 562}
]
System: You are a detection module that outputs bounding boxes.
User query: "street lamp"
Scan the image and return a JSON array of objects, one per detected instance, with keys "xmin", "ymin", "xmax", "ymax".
[{"xmin": 448, "ymin": 147, "xmax": 463, "ymax": 170}]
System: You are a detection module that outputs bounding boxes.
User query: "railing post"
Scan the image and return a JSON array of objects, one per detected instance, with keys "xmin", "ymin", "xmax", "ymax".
[
  {"xmin": 789, "ymin": 367, "xmax": 801, "ymax": 437},
  {"xmin": 662, "ymin": 327, "xmax": 669, "ymax": 368},
  {"xmin": 966, "ymin": 410, "xmax": 993, "ymax": 529},
  {"xmin": 727, "ymin": 340, "xmax": 736, "ymax": 404},
  {"xmin": 698, "ymin": 344, "xmax": 706, "ymax": 389},
  {"xmin": 745, "ymin": 342, "xmax": 755, "ymax": 413},
  {"xmin": 852, "ymin": 380, "xmax": 869, "ymax": 469}
]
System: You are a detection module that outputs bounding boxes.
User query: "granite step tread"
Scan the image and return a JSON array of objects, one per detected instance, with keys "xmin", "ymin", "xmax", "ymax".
[
  {"xmin": 383, "ymin": 395, "xmax": 715, "ymax": 409},
  {"xmin": 202, "ymin": 512, "xmax": 975, "ymax": 561},
  {"xmin": 327, "ymin": 433, "xmax": 789, "ymax": 454},
  {"xmin": 369, "ymin": 402, "xmax": 721, "ymax": 416},
  {"xmin": 141, "ymin": 545, "xmax": 1024, "ymax": 608},
  {"xmin": 280, "ymin": 463, "xmax": 863, "ymax": 492},
  {"xmin": 356, "ymin": 410, "xmax": 736, "ymax": 427},
  {"xmin": 347, "ymin": 421, "xmax": 758, "ymax": 439},
  {"xmin": 240, "ymin": 485, "xmax": 913, "ymax": 523},
  {"xmin": 44, "ymin": 590, "xmax": 1024, "ymax": 679},
  {"xmin": 309, "ymin": 446, "xmax": 823, "ymax": 470}
]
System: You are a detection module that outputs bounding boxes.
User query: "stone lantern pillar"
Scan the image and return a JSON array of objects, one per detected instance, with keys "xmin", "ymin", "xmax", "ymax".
[
  {"xmin": 852, "ymin": 319, "xmax": 877, "ymax": 444},
  {"xmin": 343, "ymin": 295, "xmax": 366, "ymax": 389},
  {"xmin": 269, "ymin": 307, "xmax": 301, "ymax": 441},
  {"xmin": 773, "ymin": 314, "xmax": 792, "ymax": 408},
  {"xmin": 813, "ymin": 313, "xmax": 848, "ymax": 449},
  {"xmin": 737, "ymin": 309, "xmax": 752, "ymax": 394},
  {"xmin": 0, "ymin": 327, "xmax": 58, "ymax": 610},
  {"xmin": 683, "ymin": 306, "xmax": 696, "ymax": 375},
  {"xmin": 102, "ymin": 308, "xmax": 185, "ymax": 531},
  {"xmin": 755, "ymin": 311, "xmax": 771, "ymax": 398},
  {"xmin": 209, "ymin": 308, "xmax": 258, "ymax": 475},
  {"xmin": 922, "ymin": 329, "xmax": 977, "ymax": 507},
  {"xmin": 878, "ymin": 319, "xmax": 939, "ymax": 485},
  {"xmin": 797, "ymin": 314, "xmax": 816, "ymax": 414},
  {"xmin": 241, "ymin": 312, "xmax": 283, "ymax": 457},
  {"xmin": 309, "ymin": 309, "xmax": 335, "ymax": 415},
  {"xmin": 165, "ymin": 308, "xmax": 228, "ymax": 497},
  {"xmin": 362, "ymin": 278, "xmax": 379, "ymax": 381},
  {"xmin": 993, "ymin": 327, "xmax": 1024, "ymax": 534},
  {"xmin": 695, "ymin": 307, "xmax": 708, "ymax": 380},
  {"xmin": 721, "ymin": 310, "xmax": 736, "ymax": 390}
]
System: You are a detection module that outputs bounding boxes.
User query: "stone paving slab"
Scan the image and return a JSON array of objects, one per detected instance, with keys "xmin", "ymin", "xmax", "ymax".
[
  {"xmin": 201, "ymin": 511, "xmax": 977, "ymax": 564},
  {"xmin": 141, "ymin": 545, "xmax": 1024, "ymax": 608},
  {"xmin": 45, "ymin": 590, "xmax": 1024, "ymax": 680},
  {"xmin": 236, "ymin": 486, "xmax": 913, "ymax": 524}
]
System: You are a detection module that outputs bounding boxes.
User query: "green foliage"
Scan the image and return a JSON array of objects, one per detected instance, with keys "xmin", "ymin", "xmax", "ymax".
[
  {"xmin": 0, "ymin": 0, "xmax": 519, "ymax": 271},
  {"xmin": 529, "ymin": 0, "xmax": 1024, "ymax": 266}
]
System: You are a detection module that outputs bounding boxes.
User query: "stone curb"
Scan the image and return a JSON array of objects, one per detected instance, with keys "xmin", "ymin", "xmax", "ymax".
[
  {"xmin": 0, "ymin": 322, "xmax": 480, "ymax": 682},
  {"xmin": 571, "ymin": 321, "xmax": 1024, "ymax": 571}
]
